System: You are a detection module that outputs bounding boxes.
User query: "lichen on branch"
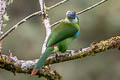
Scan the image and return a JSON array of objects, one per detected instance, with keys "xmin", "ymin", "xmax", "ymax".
[
  {"xmin": 0, "ymin": 36, "xmax": 119, "ymax": 80},
  {"xmin": 0, "ymin": 54, "xmax": 61, "ymax": 80},
  {"xmin": 45, "ymin": 36, "xmax": 120, "ymax": 65}
]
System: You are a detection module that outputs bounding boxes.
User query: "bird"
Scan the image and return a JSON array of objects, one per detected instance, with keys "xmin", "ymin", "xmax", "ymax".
[{"xmin": 31, "ymin": 10, "xmax": 80, "ymax": 75}]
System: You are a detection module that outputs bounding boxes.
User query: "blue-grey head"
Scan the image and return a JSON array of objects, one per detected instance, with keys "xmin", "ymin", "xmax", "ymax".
[
  {"xmin": 65, "ymin": 10, "xmax": 78, "ymax": 23},
  {"xmin": 66, "ymin": 10, "xmax": 76, "ymax": 19}
]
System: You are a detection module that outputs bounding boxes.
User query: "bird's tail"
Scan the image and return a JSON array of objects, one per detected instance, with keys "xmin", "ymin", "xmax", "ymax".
[{"xmin": 31, "ymin": 47, "xmax": 54, "ymax": 75}]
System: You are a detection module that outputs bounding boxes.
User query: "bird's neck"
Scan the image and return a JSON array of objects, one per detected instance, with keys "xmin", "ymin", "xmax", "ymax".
[{"xmin": 64, "ymin": 17, "xmax": 78, "ymax": 24}]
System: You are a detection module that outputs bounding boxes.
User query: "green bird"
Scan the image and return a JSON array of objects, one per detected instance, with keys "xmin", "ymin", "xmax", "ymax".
[{"xmin": 31, "ymin": 10, "xmax": 80, "ymax": 75}]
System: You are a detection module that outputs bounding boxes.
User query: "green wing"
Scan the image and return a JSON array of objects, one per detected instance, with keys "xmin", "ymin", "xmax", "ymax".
[{"xmin": 47, "ymin": 20, "xmax": 79, "ymax": 47}]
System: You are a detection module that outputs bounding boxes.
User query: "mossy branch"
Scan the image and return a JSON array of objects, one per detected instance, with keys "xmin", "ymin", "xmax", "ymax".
[
  {"xmin": 0, "ymin": 36, "xmax": 119, "ymax": 79},
  {"xmin": 0, "ymin": 54, "xmax": 61, "ymax": 80},
  {"xmin": 45, "ymin": 36, "xmax": 120, "ymax": 65}
]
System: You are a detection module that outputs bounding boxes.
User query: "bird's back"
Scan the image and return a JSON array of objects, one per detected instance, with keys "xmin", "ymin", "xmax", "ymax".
[{"xmin": 46, "ymin": 20, "xmax": 80, "ymax": 47}]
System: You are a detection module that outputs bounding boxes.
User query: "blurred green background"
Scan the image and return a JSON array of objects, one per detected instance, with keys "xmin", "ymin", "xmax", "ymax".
[{"xmin": 0, "ymin": 0, "xmax": 120, "ymax": 80}]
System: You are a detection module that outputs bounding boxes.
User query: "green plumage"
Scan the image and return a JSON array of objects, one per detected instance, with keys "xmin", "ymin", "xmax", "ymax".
[
  {"xmin": 47, "ymin": 20, "xmax": 80, "ymax": 49},
  {"xmin": 35, "ymin": 47, "xmax": 53, "ymax": 69},
  {"xmin": 34, "ymin": 12, "xmax": 80, "ymax": 70}
]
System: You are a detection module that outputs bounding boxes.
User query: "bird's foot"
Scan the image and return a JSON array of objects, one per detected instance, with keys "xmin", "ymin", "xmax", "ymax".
[
  {"xmin": 55, "ymin": 53, "xmax": 59, "ymax": 61},
  {"xmin": 31, "ymin": 69, "xmax": 39, "ymax": 75},
  {"xmin": 80, "ymin": 48, "xmax": 82, "ymax": 51}
]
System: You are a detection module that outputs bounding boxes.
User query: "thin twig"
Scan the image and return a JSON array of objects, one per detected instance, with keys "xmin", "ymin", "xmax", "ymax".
[
  {"xmin": 48, "ymin": 0, "xmax": 69, "ymax": 10},
  {"xmin": 39, "ymin": 0, "xmax": 45, "ymax": 16},
  {"xmin": 0, "ymin": 0, "xmax": 69, "ymax": 41},
  {"xmin": 76, "ymin": 0, "xmax": 108, "ymax": 15},
  {"xmin": 51, "ymin": 0, "xmax": 108, "ymax": 27},
  {"xmin": 0, "ymin": 11, "xmax": 42, "ymax": 41}
]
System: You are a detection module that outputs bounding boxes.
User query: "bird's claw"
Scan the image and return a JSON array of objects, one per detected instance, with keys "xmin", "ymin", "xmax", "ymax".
[{"xmin": 55, "ymin": 53, "xmax": 59, "ymax": 61}]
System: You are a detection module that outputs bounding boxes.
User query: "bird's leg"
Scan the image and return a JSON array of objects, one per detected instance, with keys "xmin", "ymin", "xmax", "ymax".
[
  {"xmin": 55, "ymin": 53, "xmax": 59, "ymax": 61},
  {"xmin": 80, "ymin": 48, "xmax": 82, "ymax": 51},
  {"xmin": 52, "ymin": 46, "xmax": 59, "ymax": 61}
]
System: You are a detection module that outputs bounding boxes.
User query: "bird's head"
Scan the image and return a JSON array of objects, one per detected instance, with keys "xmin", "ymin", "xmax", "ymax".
[{"xmin": 65, "ymin": 10, "xmax": 78, "ymax": 23}]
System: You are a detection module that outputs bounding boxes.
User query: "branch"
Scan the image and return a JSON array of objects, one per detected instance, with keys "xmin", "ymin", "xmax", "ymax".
[
  {"xmin": 76, "ymin": 0, "xmax": 108, "ymax": 15},
  {"xmin": 0, "ymin": 0, "xmax": 7, "ymax": 51},
  {"xmin": 0, "ymin": 10, "xmax": 41, "ymax": 41},
  {"xmin": 39, "ymin": 0, "xmax": 51, "ymax": 54},
  {"xmin": 0, "ymin": 0, "xmax": 6, "ymax": 34},
  {"xmin": 38, "ymin": 0, "xmax": 61, "ymax": 79},
  {"xmin": 51, "ymin": 0, "xmax": 108, "ymax": 27},
  {"xmin": 45, "ymin": 36, "xmax": 120, "ymax": 65},
  {"xmin": 47, "ymin": 0, "xmax": 69, "ymax": 11},
  {"xmin": 0, "ymin": 54, "xmax": 61, "ymax": 80},
  {"xmin": 0, "ymin": 0, "xmax": 69, "ymax": 41},
  {"xmin": 0, "ymin": 36, "xmax": 119, "ymax": 79}
]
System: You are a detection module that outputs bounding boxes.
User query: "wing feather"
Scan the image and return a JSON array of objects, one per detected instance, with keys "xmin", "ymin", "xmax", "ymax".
[{"xmin": 47, "ymin": 21, "xmax": 79, "ymax": 47}]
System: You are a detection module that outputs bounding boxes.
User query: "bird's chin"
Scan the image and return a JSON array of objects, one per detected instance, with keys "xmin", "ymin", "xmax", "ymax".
[{"xmin": 68, "ymin": 18, "xmax": 73, "ymax": 22}]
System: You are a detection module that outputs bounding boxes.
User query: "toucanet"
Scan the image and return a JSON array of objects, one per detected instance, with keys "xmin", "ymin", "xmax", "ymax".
[{"xmin": 31, "ymin": 10, "xmax": 80, "ymax": 75}]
